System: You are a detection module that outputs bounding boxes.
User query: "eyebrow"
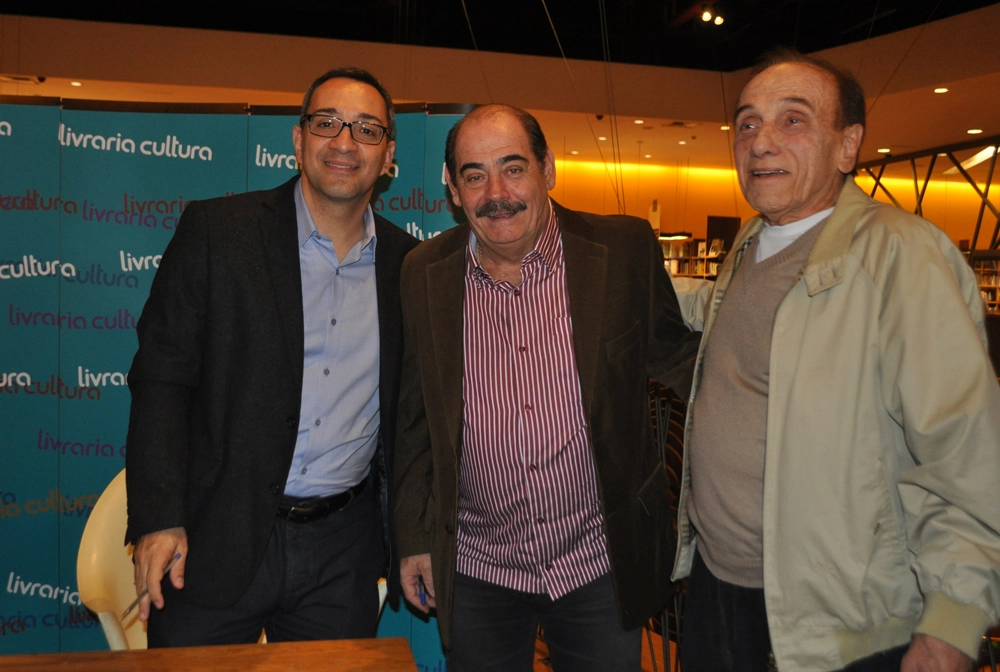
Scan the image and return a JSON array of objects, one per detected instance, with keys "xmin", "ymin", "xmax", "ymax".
[
  {"xmin": 459, "ymin": 153, "xmax": 531, "ymax": 175},
  {"xmin": 309, "ymin": 108, "xmax": 385, "ymax": 125},
  {"xmin": 734, "ymin": 96, "xmax": 815, "ymax": 122}
]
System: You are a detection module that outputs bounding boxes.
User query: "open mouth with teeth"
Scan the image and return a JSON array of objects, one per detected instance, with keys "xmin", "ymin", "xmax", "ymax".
[{"xmin": 752, "ymin": 169, "xmax": 788, "ymax": 176}]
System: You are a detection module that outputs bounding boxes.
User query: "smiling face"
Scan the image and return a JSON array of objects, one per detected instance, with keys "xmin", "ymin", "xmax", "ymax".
[
  {"xmin": 445, "ymin": 109, "xmax": 555, "ymax": 265},
  {"xmin": 292, "ymin": 77, "xmax": 395, "ymax": 211},
  {"xmin": 734, "ymin": 62, "xmax": 864, "ymax": 225}
]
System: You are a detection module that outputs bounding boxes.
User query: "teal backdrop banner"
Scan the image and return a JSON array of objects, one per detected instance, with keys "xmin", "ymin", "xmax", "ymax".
[{"xmin": 0, "ymin": 100, "xmax": 465, "ymax": 671}]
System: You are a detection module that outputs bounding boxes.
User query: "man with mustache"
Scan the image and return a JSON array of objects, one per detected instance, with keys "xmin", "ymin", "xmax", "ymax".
[
  {"xmin": 674, "ymin": 49, "xmax": 1000, "ymax": 672},
  {"xmin": 393, "ymin": 104, "xmax": 700, "ymax": 671}
]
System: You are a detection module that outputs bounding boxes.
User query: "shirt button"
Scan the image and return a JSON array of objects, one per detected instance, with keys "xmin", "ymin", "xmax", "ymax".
[
  {"xmin": 536, "ymin": 517, "xmax": 545, "ymax": 524},
  {"xmin": 323, "ymin": 368, "xmax": 330, "ymax": 375},
  {"xmin": 330, "ymin": 318, "xmax": 337, "ymax": 326},
  {"xmin": 529, "ymin": 464, "xmax": 538, "ymax": 471},
  {"xmin": 301, "ymin": 468, "xmax": 307, "ymax": 475},
  {"xmin": 545, "ymin": 563, "xmax": 553, "ymax": 571},
  {"xmin": 513, "ymin": 289, "xmax": 521, "ymax": 297},
  {"xmin": 519, "ymin": 346, "xmax": 526, "ymax": 353},
  {"xmin": 335, "ymin": 268, "xmax": 340, "ymax": 275},
  {"xmin": 525, "ymin": 404, "xmax": 533, "ymax": 411},
  {"xmin": 314, "ymin": 419, "xmax": 321, "ymax": 426}
]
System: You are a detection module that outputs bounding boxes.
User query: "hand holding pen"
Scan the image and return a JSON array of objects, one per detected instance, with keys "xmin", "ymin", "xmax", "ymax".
[
  {"xmin": 122, "ymin": 552, "xmax": 181, "ymax": 620},
  {"xmin": 131, "ymin": 527, "xmax": 189, "ymax": 622}
]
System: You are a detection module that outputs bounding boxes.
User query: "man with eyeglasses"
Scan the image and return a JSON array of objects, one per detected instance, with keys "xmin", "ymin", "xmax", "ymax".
[{"xmin": 125, "ymin": 67, "xmax": 418, "ymax": 646}]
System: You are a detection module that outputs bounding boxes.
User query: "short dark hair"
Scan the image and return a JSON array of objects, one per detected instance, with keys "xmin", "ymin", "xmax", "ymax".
[
  {"xmin": 745, "ymin": 48, "xmax": 866, "ymax": 130},
  {"xmin": 300, "ymin": 67, "xmax": 396, "ymax": 140},
  {"xmin": 445, "ymin": 104, "xmax": 549, "ymax": 183}
]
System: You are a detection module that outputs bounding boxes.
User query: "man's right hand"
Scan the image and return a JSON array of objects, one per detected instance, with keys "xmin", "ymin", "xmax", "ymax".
[
  {"xmin": 133, "ymin": 527, "xmax": 188, "ymax": 622},
  {"xmin": 400, "ymin": 553, "xmax": 436, "ymax": 614}
]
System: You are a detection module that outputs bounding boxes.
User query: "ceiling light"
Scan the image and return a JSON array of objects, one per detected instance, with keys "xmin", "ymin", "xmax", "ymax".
[
  {"xmin": 877, "ymin": 148, "xmax": 891, "ymax": 153},
  {"xmin": 570, "ymin": 150, "xmax": 579, "ymax": 155},
  {"xmin": 720, "ymin": 125, "xmax": 730, "ymax": 131},
  {"xmin": 944, "ymin": 146, "xmax": 997, "ymax": 175},
  {"xmin": 644, "ymin": 154, "xmax": 652, "ymax": 158},
  {"xmin": 634, "ymin": 120, "xmax": 644, "ymax": 125},
  {"xmin": 714, "ymin": 15, "xmax": 724, "ymax": 25},
  {"xmin": 968, "ymin": 129, "xmax": 983, "ymax": 134},
  {"xmin": 679, "ymin": 140, "xmax": 687, "ymax": 145},
  {"xmin": 598, "ymin": 136, "xmax": 607, "ymax": 141},
  {"xmin": 702, "ymin": 10, "xmax": 713, "ymax": 21},
  {"xmin": 933, "ymin": 87, "xmax": 948, "ymax": 93},
  {"xmin": 70, "ymin": 81, "xmax": 82, "ymax": 87}
]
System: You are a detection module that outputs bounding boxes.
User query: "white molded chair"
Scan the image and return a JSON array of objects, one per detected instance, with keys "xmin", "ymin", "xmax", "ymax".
[
  {"xmin": 77, "ymin": 468, "xmax": 390, "ymax": 650},
  {"xmin": 76, "ymin": 468, "xmax": 146, "ymax": 650}
]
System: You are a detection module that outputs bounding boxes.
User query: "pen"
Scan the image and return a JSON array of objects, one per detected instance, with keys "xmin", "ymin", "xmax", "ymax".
[
  {"xmin": 120, "ymin": 552, "xmax": 182, "ymax": 621},
  {"xmin": 418, "ymin": 578, "xmax": 427, "ymax": 607}
]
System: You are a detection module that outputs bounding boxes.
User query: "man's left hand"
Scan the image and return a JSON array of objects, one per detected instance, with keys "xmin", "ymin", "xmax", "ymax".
[{"xmin": 901, "ymin": 634, "xmax": 974, "ymax": 672}]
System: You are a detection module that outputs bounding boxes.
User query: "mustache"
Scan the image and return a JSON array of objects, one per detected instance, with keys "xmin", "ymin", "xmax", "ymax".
[{"xmin": 475, "ymin": 199, "xmax": 528, "ymax": 218}]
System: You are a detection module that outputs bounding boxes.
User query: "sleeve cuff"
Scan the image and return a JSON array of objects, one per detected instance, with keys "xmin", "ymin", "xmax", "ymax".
[{"xmin": 914, "ymin": 591, "xmax": 994, "ymax": 660}]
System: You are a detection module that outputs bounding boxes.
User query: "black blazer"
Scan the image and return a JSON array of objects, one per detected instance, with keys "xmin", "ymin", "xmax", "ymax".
[
  {"xmin": 126, "ymin": 177, "xmax": 418, "ymax": 608},
  {"xmin": 393, "ymin": 202, "xmax": 700, "ymax": 648}
]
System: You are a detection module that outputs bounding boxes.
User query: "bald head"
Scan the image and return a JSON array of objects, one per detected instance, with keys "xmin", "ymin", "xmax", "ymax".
[{"xmin": 445, "ymin": 104, "xmax": 549, "ymax": 183}]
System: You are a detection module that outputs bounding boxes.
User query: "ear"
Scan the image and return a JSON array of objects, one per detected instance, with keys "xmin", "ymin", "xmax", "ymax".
[
  {"xmin": 543, "ymin": 148, "xmax": 557, "ymax": 191},
  {"xmin": 837, "ymin": 123, "xmax": 864, "ymax": 174},
  {"xmin": 292, "ymin": 124, "xmax": 304, "ymax": 166},
  {"xmin": 380, "ymin": 140, "xmax": 397, "ymax": 176},
  {"xmin": 444, "ymin": 168, "xmax": 463, "ymax": 209}
]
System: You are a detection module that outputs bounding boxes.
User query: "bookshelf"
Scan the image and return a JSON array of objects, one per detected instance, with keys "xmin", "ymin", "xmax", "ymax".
[
  {"xmin": 661, "ymin": 238, "xmax": 725, "ymax": 278},
  {"xmin": 971, "ymin": 250, "xmax": 1000, "ymax": 315}
]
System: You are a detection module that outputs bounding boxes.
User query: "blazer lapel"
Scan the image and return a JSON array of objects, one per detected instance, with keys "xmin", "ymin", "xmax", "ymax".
[
  {"xmin": 259, "ymin": 178, "xmax": 305, "ymax": 375},
  {"xmin": 556, "ymin": 204, "xmax": 607, "ymax": 418},
  {"xmin": 426, "ymin": 228, "xmax": 468, "ymax": 456}
]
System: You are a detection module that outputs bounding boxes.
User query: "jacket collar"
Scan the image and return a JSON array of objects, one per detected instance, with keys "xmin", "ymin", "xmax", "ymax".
[{"xmin": 732, "ymin": 178, "xmax": 870, "ymax": 297}]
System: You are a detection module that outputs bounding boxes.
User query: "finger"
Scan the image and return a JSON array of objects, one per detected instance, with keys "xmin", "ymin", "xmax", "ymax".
[
  {"xmin": 146, "ymin": 561, "xmax": 166, "ymax": 611},
  {"xmin": 138, "ymin": 592, "xmax": 153, "ymax": 623},
  {"xmin": 169, "ymin": 553, "xmax": 187, "ymax": 590}
]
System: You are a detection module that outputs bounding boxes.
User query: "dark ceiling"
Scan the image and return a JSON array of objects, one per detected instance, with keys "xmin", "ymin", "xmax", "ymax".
[{"xmin": 4, "ymin": 0, "xmax": 998, "ymax": 72}]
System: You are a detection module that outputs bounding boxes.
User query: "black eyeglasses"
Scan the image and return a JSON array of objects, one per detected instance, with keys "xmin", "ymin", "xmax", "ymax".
[{"xmin": 300, "ymin": 114, "xmax": 390, "ymax": 145}]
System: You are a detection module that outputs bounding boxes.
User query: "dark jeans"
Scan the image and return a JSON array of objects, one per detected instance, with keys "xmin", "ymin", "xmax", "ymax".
[
  {"xmin": 682, "ymin": 550, "xmax": 908, "ymax": 672},
  {"xmin": 148, "ymin": 481, "xmax": 384, "ymax": 647},
  {"xmin": 448, "ymin": 572, "xmax": 641, "ymax": 672}
]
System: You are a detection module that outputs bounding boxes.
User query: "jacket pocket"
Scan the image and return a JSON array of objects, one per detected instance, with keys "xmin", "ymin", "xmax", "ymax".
[{"xmin": 606, "ymin": 320, "xmax": 641, "ymax": 363}]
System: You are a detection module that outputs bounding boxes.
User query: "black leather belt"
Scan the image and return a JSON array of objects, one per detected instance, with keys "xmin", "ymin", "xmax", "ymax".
[{"xmin": 277, "ymin": 479, "xmax": 367, "ymax": 523}]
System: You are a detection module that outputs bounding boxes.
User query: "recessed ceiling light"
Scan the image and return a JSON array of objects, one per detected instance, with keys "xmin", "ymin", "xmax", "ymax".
[
  {"xmin": 938, "ymin": 153, "xmax": 948, "ymax": 157},
  {"xmin": 877, "ymin": 148, "xmax": 891, "ymax": 153},
  {"xmin": 968, "ymin": 129, "xmax": 983, "ymax": 134},
  {"xmin": 598, "ymin": 136, "xmax": 607, "ymax": 141},
  {"xmin": 634, "ymin": 120, "xmax": 644, "ymax": 125},
  {"xmin": 679, "ymin": 140, "xmax": 687, "ymax": 145},
  {"xmin": 70, "ymin": 81, "xmax": 82, "ymax": 87},
  {"xmin": 570, "ymin": 150, "xmax": 579, "ymax": 155},
  {"xmin": 714, "ymin": 15, "xmax": 724, "ymax": 25},
  {"xmin": 720, "ymin": 125, "xmax": 730, "ymax": 131},
  {"xmin": 702, "ymin": 10, "xmax": 713, "ymax": 21},
  {"xmin": 934, "ymin": 87, "xmax": 948, "ymax": 93},
  {"xmin": 644, "ymin": 154, "xmax": 652, "ymax": 158}
]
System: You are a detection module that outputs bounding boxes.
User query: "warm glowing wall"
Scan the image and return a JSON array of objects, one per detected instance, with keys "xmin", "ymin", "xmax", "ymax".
[{"xmin": 553, "ymin": 159, "xmax": 997, "ymax": 247}]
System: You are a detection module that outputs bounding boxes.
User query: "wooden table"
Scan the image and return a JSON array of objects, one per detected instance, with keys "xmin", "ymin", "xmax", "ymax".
[{"xmin": 0, "ymin": 637, "xmax": 416, "ymax": 671}]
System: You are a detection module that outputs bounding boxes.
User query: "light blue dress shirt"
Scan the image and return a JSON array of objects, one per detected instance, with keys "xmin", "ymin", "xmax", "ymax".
[{"xmin": 283, "ymin": 179, "xmax": 381, "ymax": 498}]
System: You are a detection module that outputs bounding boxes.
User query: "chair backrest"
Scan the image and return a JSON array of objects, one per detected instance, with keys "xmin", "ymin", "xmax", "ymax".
[{"xmin": 76, "ymin": 468, "xmax": 146, "ymax": 650}]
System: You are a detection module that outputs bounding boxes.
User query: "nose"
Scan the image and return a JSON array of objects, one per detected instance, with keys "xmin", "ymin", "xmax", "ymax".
[
  {"xmin": 327, "ymin": 126, "xmax": 360, "ymax": 153},
  {"xmin": 484, "ymin": 173, "xmax": 509, "ymax": 202},
  {"xmin": 750, "ymin": 122, "xmax": 779, "ymax": 157}
]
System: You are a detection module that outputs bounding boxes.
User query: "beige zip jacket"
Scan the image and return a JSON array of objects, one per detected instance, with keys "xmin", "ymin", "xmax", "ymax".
[{"xmin": 673, "ymin": 178, "xmax": 1000, "ymax": 670}]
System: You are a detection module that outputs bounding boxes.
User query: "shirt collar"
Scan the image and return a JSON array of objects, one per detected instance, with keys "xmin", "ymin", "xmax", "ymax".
[
  {"xmin": 294, "ymin": 177, "xmax": 377, "ymax": 253},
  {"xmin": 466, "ymin": 199, "xmax": 560, "ymax": 277}
]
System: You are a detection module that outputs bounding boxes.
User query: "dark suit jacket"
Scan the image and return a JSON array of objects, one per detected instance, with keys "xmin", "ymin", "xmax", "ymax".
[
  {"xmin": 126, "ymin": 177, "xmax": 419, "ymax": 608},
  {"xmin": 393, "ymin": 202, "xmax": 699, "ymax": 648}
]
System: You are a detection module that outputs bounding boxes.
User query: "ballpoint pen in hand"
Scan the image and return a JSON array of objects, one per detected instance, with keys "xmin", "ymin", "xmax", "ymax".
[{"xmin": 120, "ymin": 552, "xmax": 182, "ymax": 621}]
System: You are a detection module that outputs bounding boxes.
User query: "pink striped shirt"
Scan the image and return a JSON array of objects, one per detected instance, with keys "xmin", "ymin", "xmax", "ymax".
[{"xmin": 458, "ymin": 202, "xmax": 611, "ymax": 598}]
